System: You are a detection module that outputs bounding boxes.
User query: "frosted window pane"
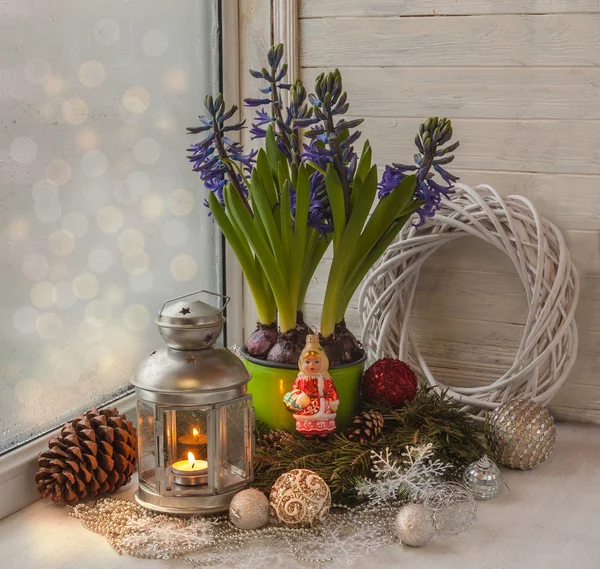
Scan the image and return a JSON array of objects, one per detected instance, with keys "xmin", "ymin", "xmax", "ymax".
[{"xmin": 0, "ymin": 1, "xmax": 221, "ymax": 452}]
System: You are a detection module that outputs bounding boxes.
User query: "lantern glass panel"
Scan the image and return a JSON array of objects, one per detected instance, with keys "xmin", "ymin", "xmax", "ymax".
[
  {"xmin": 161, "ymin": 407, "xmax": 212, "ymax": 490},
  {"xmin": 137, "ymin": 400, "xmax": 156, "ymax": 490},
  {"xmin": 218, "ymin": 397, "xmax": 252, "ymax": 490}
]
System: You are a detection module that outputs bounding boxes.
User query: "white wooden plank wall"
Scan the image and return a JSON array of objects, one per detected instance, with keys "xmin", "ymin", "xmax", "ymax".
[{"xmin": 298, "ymin": 0, "xmax": 600, "ymax": 424}]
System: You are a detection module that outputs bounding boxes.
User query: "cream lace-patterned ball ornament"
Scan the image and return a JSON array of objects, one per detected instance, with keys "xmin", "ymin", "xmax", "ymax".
[
  {"xmin": 486, "ymin": 398, "xmax": 556, "ymax": 470},
  {"xmin": 269, "ymin": 469, "xmax": 331, "ymax": 527}
]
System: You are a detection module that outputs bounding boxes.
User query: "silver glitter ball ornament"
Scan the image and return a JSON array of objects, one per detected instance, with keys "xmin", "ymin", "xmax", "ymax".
[
  {"xmin": 229, "ymin": 488, "xmax": 270, "ymax": 530},
  {"xmin": 486, "ymin": 398, "xmax": 556, "ymax": 470},
  {"xmin": 424, "ymin": 482, "xmax": 477, "ymax": 535},
  {"xmin": 463, "ymin": 456, "xmax": 501, "ymax": 500},
  {"xmin": 394, "ymin": 503, "xmax": 436, "ymax": 547}
]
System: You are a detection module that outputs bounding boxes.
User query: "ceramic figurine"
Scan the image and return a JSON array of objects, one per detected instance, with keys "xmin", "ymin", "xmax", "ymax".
[{"xmin": 283, "ymin": 335, "xmax": 339, "ymax": 437}]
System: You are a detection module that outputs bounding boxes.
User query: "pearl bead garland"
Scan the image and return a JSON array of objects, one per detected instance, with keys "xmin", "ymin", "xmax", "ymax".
[{"xmin": 69, "ymin": 497, "xmax": 404, "ymax": 565}]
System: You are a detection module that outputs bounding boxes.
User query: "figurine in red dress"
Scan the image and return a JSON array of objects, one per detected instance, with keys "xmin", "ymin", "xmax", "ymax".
[{"xmin": 283, "ymin": 335, "xmax": 339, "ymax": 437}]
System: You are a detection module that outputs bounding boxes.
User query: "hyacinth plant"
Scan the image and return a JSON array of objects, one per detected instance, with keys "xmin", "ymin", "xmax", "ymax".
[{"xmin": 187, "ymin": 44, "xmax": 459, "ymax": 366}]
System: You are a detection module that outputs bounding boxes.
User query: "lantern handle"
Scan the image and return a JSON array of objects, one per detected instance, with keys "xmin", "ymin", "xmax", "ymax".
[{"xmin": 159, "ymin": 290, "xmax": 230, "ymax": 317}]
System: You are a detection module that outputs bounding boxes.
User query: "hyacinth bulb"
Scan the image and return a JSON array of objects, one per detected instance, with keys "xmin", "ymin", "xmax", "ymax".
[{"xmin": 246, "ymin": 323, "xmax": 278, "ymax": 358}]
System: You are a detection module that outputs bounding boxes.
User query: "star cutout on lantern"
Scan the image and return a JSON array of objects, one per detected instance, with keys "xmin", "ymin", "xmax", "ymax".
[
  {"xmin": 186, "ymin": 355, "xmax": 196, "ymax": 364},
  {"xmin": 204, "ymin": 333, "xmax": 214, "ymax": 343},
  {"xmin": 179, "ymin": 307, "xmax": 191, "ymax": 315}
]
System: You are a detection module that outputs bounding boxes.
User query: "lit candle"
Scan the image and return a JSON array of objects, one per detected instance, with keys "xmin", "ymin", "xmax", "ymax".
[
  {"xmin": 171, "ymin": 451, "xmax": 208, "ymax": 486},
  {"xmin": 178, "ymin": 427, "xmax": 207, "ymax": 446}
]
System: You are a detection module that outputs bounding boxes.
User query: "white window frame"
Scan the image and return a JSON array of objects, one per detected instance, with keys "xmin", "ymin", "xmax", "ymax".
[{"xmin": 0, "ymin": 0, "xmax": 244, "ymax": 520}]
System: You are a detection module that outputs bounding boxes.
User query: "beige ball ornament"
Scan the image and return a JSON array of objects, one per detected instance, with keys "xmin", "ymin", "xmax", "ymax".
[
  {"xmin": 229, "ymin": 488, "xmax": 270, "ymax": 530},
  {"xmin": 269, "ymin": 469, "xmax": 331, "ymax": 527},
  {"xmin": 486, "ymin": 398, "xmax": 556, "ymax": 470}
]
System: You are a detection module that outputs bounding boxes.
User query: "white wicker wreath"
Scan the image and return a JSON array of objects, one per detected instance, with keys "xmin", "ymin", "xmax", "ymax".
[{"xmin": 358, "ymin": 184, "xmax": 580, "ymax": 422}]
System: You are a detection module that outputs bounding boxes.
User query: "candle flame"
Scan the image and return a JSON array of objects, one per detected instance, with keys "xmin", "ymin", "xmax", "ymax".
[
  {"xmin": 192, "ymin": 427, "xmax": 199, "ymax": 437},
  {"xmin": 187, "ymin": 451, "xmax": 196, "ymax": 468}
]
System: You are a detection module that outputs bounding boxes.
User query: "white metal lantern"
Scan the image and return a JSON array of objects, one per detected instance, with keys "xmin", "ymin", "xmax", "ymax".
[{"xmin": 132, "ymin": 290, "xmax": 254, "ymax": 515}]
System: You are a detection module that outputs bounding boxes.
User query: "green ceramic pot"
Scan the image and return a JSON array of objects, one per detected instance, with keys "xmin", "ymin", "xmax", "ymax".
[{"xmin": 242, "ymin": 350, "xmax": 366, "ymax": 432}]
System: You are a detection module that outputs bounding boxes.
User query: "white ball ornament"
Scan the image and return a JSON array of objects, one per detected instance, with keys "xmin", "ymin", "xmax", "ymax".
[
  {"xmin": 269, "ymin": 469, "xmax": 331, "ymax": 527},
  {"xmin": 394, "ymin": 503, "xmax": 436, "ymax": 547},
  {"xmin": 229, "ymin": 488, "xmax": 270, "ymax": 530}
]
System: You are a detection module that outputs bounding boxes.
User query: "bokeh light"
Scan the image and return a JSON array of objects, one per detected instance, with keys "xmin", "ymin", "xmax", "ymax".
[
  {"xmin": 141, "ymin": 30, "xmax": 169, "ymax": 57},
  {"xmin": 48, "ymin": 229, "xmax": 76, "ymax": 257},
  {"xmin": 10, "ymin": 137, "xmax": 37, "ymax": 164},
  {"xmin": 36, "ymin": 312, "xmax": 63, "ymax": 339},
  {"xmin": 97, "ymin": 206, "xmax": 124, "ymax": 234},
  {"xmin": 167, "ymin": 188, "xmax": 195, "ymax": 216},
  {"xmin": 84, "ymin": 300, "xmax": 112, "ymax": 328},
  {"xmin": 62, "ymin": 98, "xmax": 89, "ymax": 125},
  {"xmin": 170, "ymin": 254, "xmax": 198, "ymax": 281},
  {"xmin": 45, "ymin": 159, "xmax": 72, "ymax": 186},
  {"xmin": 81, "ymin": 149, "xmax": 108, "ymax": 177},
  {"xmin": 78, "ymin": 60, "xmax": 106, "ymax": 88},
  {"xmin": 73, "ymin": 272, "xmax": 100, "ymax": 300},
  {"xmin": 88, "ymin": 248, "xmax": 114, "ymax": 273},
  {"xmin": 124, "ymin": 304, "xmax": 151, "ymax": 331},
  {"xmin": 123, "ymin": 86, "xmax": 150, "ymax": 113},
  {"xmin": 134, "ymin": 137, "xmax": 161, "ymax": 165}
]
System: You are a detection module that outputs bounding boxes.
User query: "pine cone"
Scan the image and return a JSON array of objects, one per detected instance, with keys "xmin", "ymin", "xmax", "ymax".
[
  {"xmin": 259, "ymin": 429, "xmax": 293, "ymax": 449},
  {"xmin": 347, "ymin": 410, "xmax": 384, "ymax": 444},
  {"xmin": 35, "ymin": 407, "xmax": 137, "ymax": 505}
]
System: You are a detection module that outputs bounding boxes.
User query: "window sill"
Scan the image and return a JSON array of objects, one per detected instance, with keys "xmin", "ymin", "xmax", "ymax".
[
  {"xmin": 0, "ymin": 423, "xmax": 599, "ymax": 568},
  {"xmin": 0, "ymin": 393, "xmax": 136, "ymax": 521}
]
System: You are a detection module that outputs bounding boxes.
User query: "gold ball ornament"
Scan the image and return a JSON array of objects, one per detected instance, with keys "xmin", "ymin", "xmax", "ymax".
[
  {"xmin": 486, "ymin": 398, "xmax": 556, "ymax": 470},
  {"xmin": 229, "ymin": 488, "xmax": 270, "ymax": 530},
  {"xmin": 269, "ymin": 469, "xmax": 331, "ymax": 527}
]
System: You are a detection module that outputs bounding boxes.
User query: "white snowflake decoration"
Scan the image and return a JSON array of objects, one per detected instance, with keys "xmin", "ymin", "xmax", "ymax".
[{"xmin": 356, "ymin": 443, "xmax": 452, "ymax": 505}]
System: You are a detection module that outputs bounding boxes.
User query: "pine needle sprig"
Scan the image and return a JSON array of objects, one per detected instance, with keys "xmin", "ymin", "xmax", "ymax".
[{"xmin": 253, "ymin": 387, "xmax": 484, "ymax": 504}]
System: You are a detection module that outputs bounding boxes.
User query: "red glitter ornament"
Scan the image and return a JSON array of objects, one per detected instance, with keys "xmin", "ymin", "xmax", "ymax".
[{"xmin": 361, "ymin": 358, "xmax": 418, "ymax": 408}]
